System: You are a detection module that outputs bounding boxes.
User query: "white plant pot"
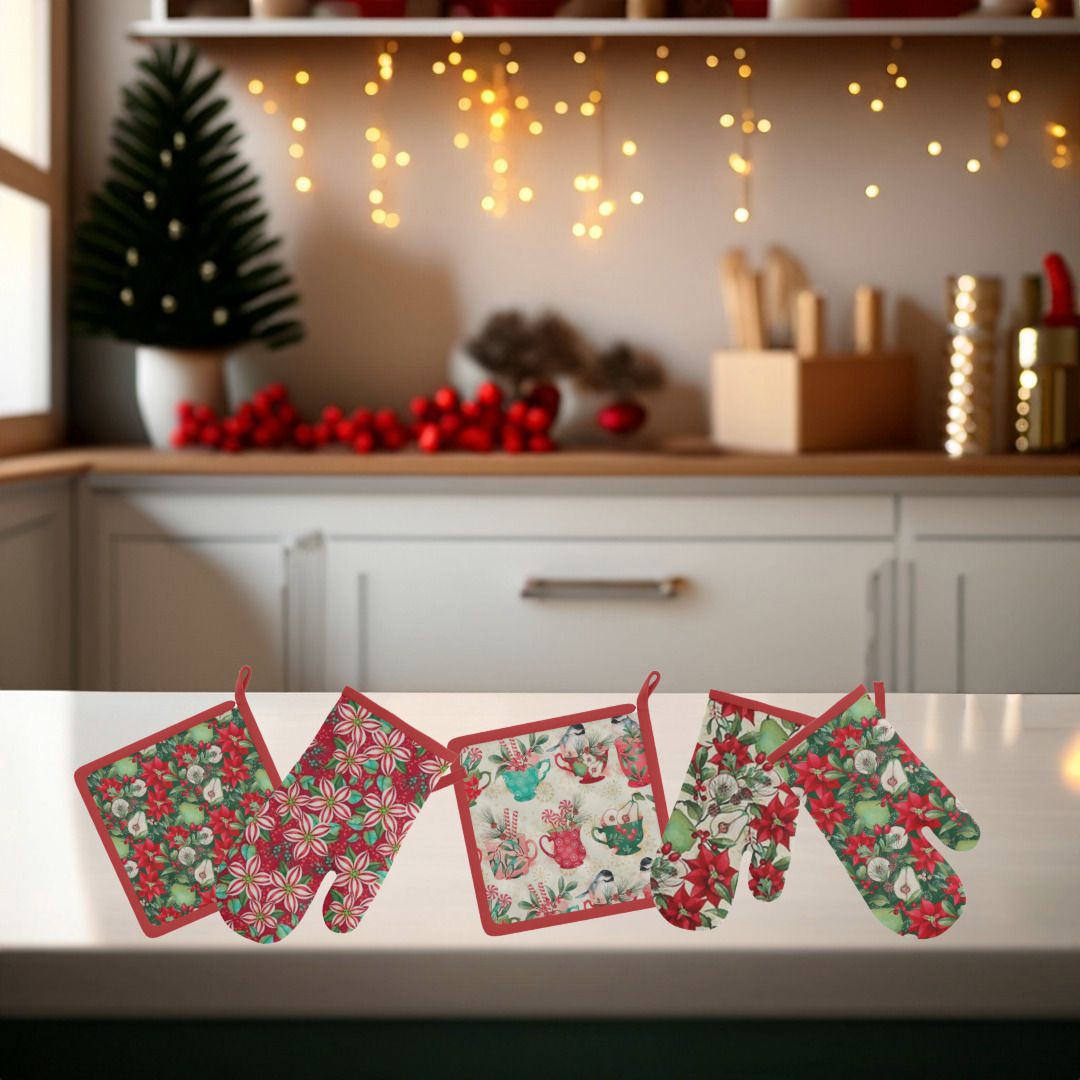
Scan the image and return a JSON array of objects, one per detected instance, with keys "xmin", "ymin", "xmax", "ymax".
[{"xmin": 135, "ymin": 346, "xmax": 228, "ymax": 448}]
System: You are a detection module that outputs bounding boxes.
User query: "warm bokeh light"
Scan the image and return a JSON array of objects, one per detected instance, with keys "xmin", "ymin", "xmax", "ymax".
[
  {"xmin": 295, "ymin": 70, "xmax": 310, "ymax": 85},
  {"xmin": 290, "ymin": 117, "xmax": 306, "ymax": 132},
  {"xmin": 733, "ymin": 206, "xmax": 750, "ymax": 223},
  {"xmin": 622, "ymin": 140, "xmax": 637, "ymax": 156},
  {"xmin": 928, "ymin": 140, "xmax": 942, "ymax": 156},
  {"xmin": 294, "ymin": 176, "xmax": 312, "ymax": 193},
  {"xmin": 865, "ymin": 183, "xmax": 880, "ymax": 199},
  {"xmin": 247, "ymin": 78, "xmax": 264, "ymax": 95}
]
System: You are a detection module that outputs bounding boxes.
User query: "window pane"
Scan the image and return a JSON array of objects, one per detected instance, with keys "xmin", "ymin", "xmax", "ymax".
[
  {"xmin": 0, "ymin": 0, "xmax": 50, "ymax": 168},
  {"xmin": 0, "ymin": 184, "xmax": 50, "ymax": 418}
]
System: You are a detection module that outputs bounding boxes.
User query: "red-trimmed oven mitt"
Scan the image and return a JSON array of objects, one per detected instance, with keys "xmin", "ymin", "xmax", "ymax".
[
  {"xmin": 216, "ymin": 687, "xmax": 452, "ymax": 943},
  {"xmin": 764, "ymin": 684, "xmax": 980, "ymax": 939},
  {"xmin": 650, "ymin": 691, "xmax": 804, "ymax": 931},
  {"xmin": 74, "ymin": 667, "xmax": 281, "ymax": 937}
]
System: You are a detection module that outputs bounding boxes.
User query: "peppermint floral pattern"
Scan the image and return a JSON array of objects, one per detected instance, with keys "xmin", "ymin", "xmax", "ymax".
[
  {"xmin": 778, "ymin": 691, "xmax": 980, "ymax": 940},
  {"xmin": 216, "ymin": 690, "xmax": 451, "ymax": 943},
  {"xmin": 78, "ymin": 703, "xmax": 276, "ymax": 935},
  {"xmin": 651, "ymin": 697, "xmax": 800, "ymax": 931},
  {"xmin": 450, "ymin": 687, "xmax": 665, "ymax": 935}
]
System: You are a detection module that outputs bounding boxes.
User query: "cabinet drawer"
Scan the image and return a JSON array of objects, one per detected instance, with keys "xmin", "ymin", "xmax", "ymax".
[{"xmin": 324, "ymin": 538, "xmax": 895, "ymax": 692}]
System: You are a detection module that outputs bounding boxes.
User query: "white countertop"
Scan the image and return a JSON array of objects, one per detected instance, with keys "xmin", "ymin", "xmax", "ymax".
[{"xmin": 2, "ymin": 690, "xmax": 1078, "ymax": 1018}]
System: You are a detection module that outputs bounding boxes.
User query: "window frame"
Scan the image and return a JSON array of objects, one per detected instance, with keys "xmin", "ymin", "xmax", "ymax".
[{"xmin": 0, "ymin": 0, "xmax": 69, "ymax": 457}]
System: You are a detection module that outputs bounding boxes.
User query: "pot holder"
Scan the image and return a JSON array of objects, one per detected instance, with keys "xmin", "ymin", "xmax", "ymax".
[
  {"xmin": 216, "ymin": 686, "xmax": 452, "ymax": 943},
  {"xmin": 74, "ymin": 666, "xmax": 280, "ymax": 938},
  {"xmin": 650, "ymin": 688, "xmax": 807, "ymax": 931},
  {"xmin": 760, "ymin": 684, "xmax": 980, "ymax": 939},
  {"xmin": 449, "ymin": 672, "xmax": 668, "ymax": 935}
]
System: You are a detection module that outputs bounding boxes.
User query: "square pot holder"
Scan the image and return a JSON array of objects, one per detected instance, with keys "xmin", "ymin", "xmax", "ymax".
[
  {"xmin": 449, "ymin": 672, "xmax": 668, "ymax": 935},
  {"xmin": 74, "ymin": 666, "xmax": 280, "ymax": 938},
  {"xmin": 215, "ymin": 685, "xmax": 453, "ymax": 943}
]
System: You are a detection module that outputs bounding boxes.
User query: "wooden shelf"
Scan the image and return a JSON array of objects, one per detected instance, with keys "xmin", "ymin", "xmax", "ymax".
[
  {"xmin": 4, "ymin": 446, "xmax": 1080, "ymax": 485},
  {"xmin": 129, "ymin": 16, "xmax": 1080, "ymax": 40}
]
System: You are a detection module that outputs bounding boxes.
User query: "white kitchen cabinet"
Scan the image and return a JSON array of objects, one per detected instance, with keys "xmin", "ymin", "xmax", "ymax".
[
  {"xmin": 322, "ymin": 536, "xmax": 896, "ymax": 692},
  {"xmin": 82, "ymin": 491, "xmax": 289, "ymax": 691},
  {"xmin": 900, "ymin": 497, "xmax": 1080, "ymax": 693},
  {"xmin": 0, "ymin": 479, "xmax": 72, "ymax": 689}
]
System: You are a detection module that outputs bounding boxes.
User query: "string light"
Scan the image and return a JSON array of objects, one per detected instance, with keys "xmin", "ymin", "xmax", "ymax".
[
  {"xmin": 1006, "ymin": 88, "xmax": 1022, "ymax": 104},
  {"xmin": 869, "ymin": 98, "xmax": 884, "ymax": 113},
  {"xmin": 289, "ymin": 143, "xmax": 303, "ymax": 159},
  {"xmin": 432, "ymin": 61, "xmax": 446, "ymax": 75},
  {"xmin": 573, "ymin": 50, "xmax": 587, "ymax": 64},
  {"xmin": 928, "ymin": 140, "xmax": 943, "ymax": 156},
  {"xmin": 733, "ymin": 207, "xmax": 750, "ymax": 224},
  {"xmin": 453, "ymin": 132, "xmax": 469, "ymax": 149},
  {"xmin": 451, "ymin": 29, "xmax": 464, "ymax": 44},
  {"xmin": 655, "ymin": 70, "xmax": 670, "ymax": 85},
  {"xmin": 848, "ymin": 81, "xmax": 862, "ymax": 95},
  {"xmin": 365, "ymin": 126, "xmax": 381, "ymax": 143},
  {"xmin": 247, "ymin": 79, "xmax": 264, "ymax": 95},
  {"xmin": 294, "ymin": 70, "xmax": 310, "ymax": 86},
  {"xmin": 518, "ymin": 186, "xmax": 534, "ymax": 202},
  {"xmin": 263, "ymin": 100, "xmax": 277, "ymax": 114},
  {"xmin": 865, "ymin": 183, "xmax": 880, "ymax": 199},
  {"xmin": 291, "ymin": 117, "xmax": 306, "ymax": 132},
  {"xmin": 528, "ymin": 121, "xmax": 543, "ymax": 135},
  {"xmin": 720, "ymin": 113, "xmax": 735, "ymax": 128},
  {"xmin": 554, "ymin": 101, "xmax": 569, "ymax": 115},
  {"xmin": 364, "ymin": 42, "xmax": 407, "ymax": 229},
  {"xmin": 630, "ymin": 191, "xmax": 644, "ymax": 205},
  {"xmin": 966, "ymin": 158, "xmax": 982, "ymax": 173},
  {"xmin": 295, "ymin": 176, "xmax": 312, "ymax": 193},
  {"xmin": 706, "ymin": 55, "xmax": 719, "ymax": 68},
  {"xmin": 621, "ymin": 140, "xmax": 637, "ymax": 156}
]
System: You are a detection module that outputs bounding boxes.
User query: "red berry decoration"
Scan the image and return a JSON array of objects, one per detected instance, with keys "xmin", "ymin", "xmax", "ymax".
[
  {"xmin": 321, "ymin": 404, "xmax": 344, "ymax": 426},
  {"xmin": 335, "ymin": 419, "xmax": 355, "ymax": 444},
  {"xmin": 502, "ymin": 425, "xmax": 525, "ymax": 453},
  {"xmin": 417, "ymin": 424, "xmax": 442, "ymax": 453},
  {"xmin": 409, "ymin": 396, "xmax": 433, "ymax": 421},
  {"xmin": 352, "ymin": 407, "xmax": 373, "ymax": 428},
  {"xmin": 596, "ymin": 401, "xmax": 647, "ymax": 435},
  {"xmin": 373, "ymin": 407, "xmax": 398, "ymax": 432},
  {"xmin": 438, "ymin": 412, "xmax": 463, "ymax": 438},
  {"xmin": 527, "ymin": 434, "xmax": 555, "ymax": 453},
  {"xmin": 476, "ymin": 381, "xmax": 503, "ymax": 408},
  {"xmin": 293, "ymin": 423, "xmax": 315, "ymax": 449},
  {"xmin": 523, "ymin": 406, "xmax": 552, "ymax": 434},
  {"xmin": 312, "ymin": 421, "xmax": 333, "ymax": 446},
  {"xmin": 505, "ymin": 400, "xmax": 528, "ymax": 426},
  {"xmin": 433, "ymin": 386, "xmax": 458, "ymax": 413},
  {"xmin": 352, "ymin": 430, "xmax": 376, "ymax": 454},
  {"xmin": 526, "ymin": 382, "xmax": 561, "ymax": 416},
  {"xmin": 176, "ymin": 400, "xmax": 194, "ymax": 420},
  {"xmin": 380, "ymin": 425, "xmax": 406, "ymax": 450}
]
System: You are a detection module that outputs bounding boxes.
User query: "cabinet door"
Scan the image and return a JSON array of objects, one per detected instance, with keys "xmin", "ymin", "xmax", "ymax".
[
  {"xmin": 907, "ymin": 540, "xmax": 1080, "ymax": 693},
  {"xmin": 323, "ymin": 538, "xmax": 895, "ymax": 692},
  {"xmin": 0, "ymin": 482, "xmax": 71, "ymax": 688}
]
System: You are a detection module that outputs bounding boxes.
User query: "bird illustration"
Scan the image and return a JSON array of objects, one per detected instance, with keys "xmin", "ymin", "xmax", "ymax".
[
  {"xmin": 557, "ymin": 724, "xmax": 587, "ymax": 757},
  {"xmin": 638, "ymin": 857, "xmax": 653, "ymax": 874},
  {"xmin": 578, "ymin": 869, "xmax": 618, "ymax": 907}
]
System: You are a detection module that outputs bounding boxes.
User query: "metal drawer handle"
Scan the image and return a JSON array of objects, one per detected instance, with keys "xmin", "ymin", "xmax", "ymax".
[{"xmin": 521, "ymin": 577, "xmax": 685, "ymax": 600}]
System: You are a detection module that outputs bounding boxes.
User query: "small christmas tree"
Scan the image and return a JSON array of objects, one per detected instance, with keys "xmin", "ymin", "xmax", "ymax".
[{"xmin": 71, "ymin": 44, "xmax": 302, "ymax": 350}]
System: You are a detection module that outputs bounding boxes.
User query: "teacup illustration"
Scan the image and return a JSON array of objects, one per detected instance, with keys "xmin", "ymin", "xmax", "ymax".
[
  {"xmin": 555, "ymin": 746, "xmax": 609, "ymax": 785},
  {"xmin": 613, "ymin": 717, "xmax": 650, "ymax": 788},
  {"xmin": 499, "ymin": 759, "xmax": 550, "ymax": 802},
  {"xmin": 484, "ymin": 833, "xmax": 538, "ymax": 880},
  {"xmin": 591, "ymin": 798, "xmax": 646, "ymax": 855},
  {"xmin": 539, "ymin": 826, "xmax": 587, "ymax": 870}
]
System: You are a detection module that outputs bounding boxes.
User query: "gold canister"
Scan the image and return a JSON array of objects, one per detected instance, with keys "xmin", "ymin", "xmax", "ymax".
[
  {"xmin": 945, "ymin": 274, "xmax": 1002, "ymax": 457},
  {"xmin": 1015, "ymin": 326, "xmax": 1080, "ymax": 452}
]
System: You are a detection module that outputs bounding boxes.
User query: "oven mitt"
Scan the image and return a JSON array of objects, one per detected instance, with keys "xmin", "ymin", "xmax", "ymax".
[
  {"xmin": 766, "ymin": 684, "xmax": 980, "ymax": 940},
  {"xmin": 650, "ymin": 693, "xmax": 804, "ymax": 931},
  {"xmin": 216, "ymin": 687, "xmax": 452, "ymax": 943}
]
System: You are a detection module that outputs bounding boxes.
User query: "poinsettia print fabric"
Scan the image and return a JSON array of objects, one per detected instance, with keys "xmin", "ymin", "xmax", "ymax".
[
  {"xmin": 450, "ymin": 689, "xmax": 666, "ymax": 935},
  {"xmin": 216, "ymin": 688, "xmax": 451, "ymax": 943},
  {"xmin": 771, "ymin": 689, "xmax": 980, "ymax": 940},
  {"xmin": 76, "ymin": 700, "xmax": 278, "ymax": 937},
  {"xmin": 651, "ymin": 696, "xmax": 801, "ymax": 931}
]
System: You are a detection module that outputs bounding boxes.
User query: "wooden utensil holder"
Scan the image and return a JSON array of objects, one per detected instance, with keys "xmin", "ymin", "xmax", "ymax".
[{"xmin": 710, "ymin": 349, "xmax": 916, "ymax": 453}]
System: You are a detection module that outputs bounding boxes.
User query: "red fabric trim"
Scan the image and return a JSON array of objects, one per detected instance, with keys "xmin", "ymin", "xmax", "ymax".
[
  {"xmin": 765, "ymin": 685, "xmax": 870, "ymax": 766},
  {"xmin": 708, "ymin": 689, "xmax": 813, "ymax": 729}
]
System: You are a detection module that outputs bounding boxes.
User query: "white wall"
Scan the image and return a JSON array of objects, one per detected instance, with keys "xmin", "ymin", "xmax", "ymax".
[{"xmin": 70, "ymin": 1, "xmax": 1080, "ymax": 445}]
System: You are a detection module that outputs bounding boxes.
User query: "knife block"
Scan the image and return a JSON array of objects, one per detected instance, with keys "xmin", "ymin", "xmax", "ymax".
[{"xmin": 709, "ymin": 349, "xmax": 916, "ymax": 453}]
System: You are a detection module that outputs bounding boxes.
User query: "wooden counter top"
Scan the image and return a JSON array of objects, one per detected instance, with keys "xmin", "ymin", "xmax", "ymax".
[{"xmin": 3, "ymin": 445, "xmax": 1080, "ymax": 485}]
